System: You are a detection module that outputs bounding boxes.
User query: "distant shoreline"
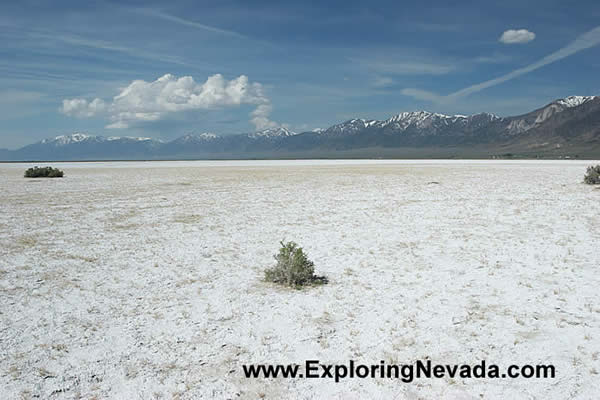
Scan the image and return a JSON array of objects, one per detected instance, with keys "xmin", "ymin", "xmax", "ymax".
[
  {"xmin": 1, "ymin": 154, "xmax": 599, "ymax": 163},
  {"xmin": 2, "ymin": 158, "xmax": 599, "ymax": 165}
]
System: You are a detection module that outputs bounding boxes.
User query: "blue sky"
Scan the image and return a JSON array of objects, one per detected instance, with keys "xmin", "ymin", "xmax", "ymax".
[{"xmin": 1, "ymin": 0, "xmax": 600, "ymax": 148}]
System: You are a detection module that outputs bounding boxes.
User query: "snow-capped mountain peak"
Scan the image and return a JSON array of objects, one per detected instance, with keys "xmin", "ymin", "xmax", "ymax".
[
  {"xmin": 471, "ymin": 112, "xmax": 501, "ymax": 120},
  {"xmin": 39, "ymin": 133, "xmax": 162, "ymax": 147},
  {"xmin": 506, "ymin": 95, "xmax": 598, "ymax": 135},
  {"xmin": 380, "ymin": 111, "xmax": 501, "ymax": 131},
  {"xmin": 385, "ymin": 111, "xmax": 440, "ymax": 125},
  {"xmin": 175, "ymin": 132, "xmax": 219, "ymax": 143},
  {"xmin": 249, "ymin": 127, "xmax": 297, "ymax": 138},
  {"xmin": 107, "ymin": 136, "xmax": 156, "ymax": 142},
  {"xmin": 41, "ymin": 133, "xmax": 96, "ymax": 145},
  {"xmin": 385, "ymin": 111, "xmax": 500, "ymax": 124},
  {"xmin": 555, "ymin": 95, "xmax": 597, "ymax": 108},
  {"xmin": 322, "ymin": 110, "xmax": 505, "ymax": 137},
  {"xmin": 323, "ymin": 118, "xmax": 378, "ymax": 136}
]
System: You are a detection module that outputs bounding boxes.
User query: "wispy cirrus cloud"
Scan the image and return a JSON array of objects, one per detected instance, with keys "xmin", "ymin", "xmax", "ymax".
[
  {"xmin": 133, "ymin": 8, "xmax": 247, "ymax": 39},
  {"xmin": 60, "ymin": 73, "xmax": 280, "ymax": 130},
  {"xmin": 365, "ymin": 60, "xmax": 454, "ymax": 75},
  {"xmin": 399, "ymin": 88, "xmax": 445, "ymax": 103},
  {"xmin": 28, "ymin": 32, "xmax": 191, "ymax": 67},
  {"xmin": 354, "ymin": 56, "xmax": 455, "ymax": 76},
  {"xmin": 412, "ymin": 22, "xmax": 462, "ymax": 32},
  {"xmin": 402, "ymin": 26, "xmax": 600, "ymax": 102},
  {"xmin": 474, "ymin": 53, "xmax": 513, "ymax": 64}
]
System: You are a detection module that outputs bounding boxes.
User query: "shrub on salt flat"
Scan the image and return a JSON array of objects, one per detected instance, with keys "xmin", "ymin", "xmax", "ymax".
[
  {"xmin": 264, "ymin": 241, "xmax": 327, "ymax": 289},
  {"xmin": 583, "ymin": 165, "xmax": 600, "ymax": 185},
  {"xmin": 24, "ymin": 166, "xmax": 64, "ymax": 178}
]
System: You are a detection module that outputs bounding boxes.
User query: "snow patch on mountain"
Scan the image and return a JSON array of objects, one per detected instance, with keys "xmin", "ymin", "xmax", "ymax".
[
  {"xmin": 41, "ymin": 133, "xmax": 96, "ymax": 145},
  {"xmin": 107, "ymin": 136, "xmax": 156, "ymax": 142},
  {"xmin": 40, "ymin": 133, "xmax": 159, "ymax": 146},
  {"xmin": 248, "ymin": 127, "xmax": 297, "ymax": 138},
  {"xmin": 322, "ymin": 111, "xmax": 504, "ymax": 136},
  {"xmin": 324, "ymin": 119, "xmax": 378, "ymax": 136},
  {"xmin": 508, "ymin": 96, "xmax": 598, "ymax": 135},
  {"xmin": 373, "ymin": 111, "xmax": 500, "ymax": 131},
  {"xmin": 175, "ymin": 133, "xmax": 219, "ymax": 143},
  {"xmin": 555, "ymin": 95, "xmax": 596, "ymax": 108}
]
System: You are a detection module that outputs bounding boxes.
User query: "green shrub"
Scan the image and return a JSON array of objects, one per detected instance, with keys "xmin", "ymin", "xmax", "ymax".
[
  {"xmin": 584, "ymin": 165, "xmax": 600, "ymax": 185},
  {"xmin": 24, "ymin": 166, "xmax": 64, "ymax": 178},
  {"xmin": 264, "ymin": 241, "xmax": 327, "ymax": 288}
]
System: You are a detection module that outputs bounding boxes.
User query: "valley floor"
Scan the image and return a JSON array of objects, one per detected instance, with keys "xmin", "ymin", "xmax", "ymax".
[{"xmin": 1, "ymin": 160, "xmax": 599, "ymax": 399}]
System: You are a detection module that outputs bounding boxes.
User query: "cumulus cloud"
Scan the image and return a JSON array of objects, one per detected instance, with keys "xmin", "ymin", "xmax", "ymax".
[
  {"xmin": 250, "ymin": 104, "xmax": 279, "ymax": 130},
  {"xmin": 61, "ymin": 73, "xmax": 279, "ymax": 130},
  {"xmin": 499, "ymin": 29, "xmax": 536, "ymax": 44},
  {"xmin": 61, "ymin": 98, "xmax": 106, "ymax": 118}
]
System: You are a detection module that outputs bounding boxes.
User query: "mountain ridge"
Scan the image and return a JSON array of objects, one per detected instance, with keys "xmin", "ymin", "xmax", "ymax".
[{"xmin": 2, "ymin": 96, "xmax": 599, "ymax": 160}]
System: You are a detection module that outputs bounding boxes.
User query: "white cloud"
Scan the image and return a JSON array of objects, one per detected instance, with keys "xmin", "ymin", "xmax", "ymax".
[
  {"xmin": 31, "ymin": 32, "xmax": 189, "ymax": 66},
  {"xmin": 365, "ymin": 60, "xmax": 454, "ymax": 75},
  {"xmin": 136, "ymin": 9, "xmax": 247, "ymax": 39},
  {"xmin": 474, "ymin": 53, "xmax": 512, "ymax": 64},
  {"xmin": 399, "ymin": 88, "xmax": 445, "ymax": 103},
  {"xmin": 61, "ymin": 98, "xmax": 106, "ymax": 118},
  {"xmin": 61, "ymin": 73, "xmax": 279, "ymax": 130},
  {"xmin": 453, "ymin": 26, "xmax": 600, "ymax": 98},
  {"xmin": 402, "ymin": 26, "xmax": 600, "ymax": 102},
  {"xmin": 499, "ymin": 29, "xmax": 536, "ymax": 44},
  {"xmin": 250, "ymin": 104, "xmax": 279, "ymax": 130},
  {"xmin": 351, "ymin": 54, "xmax": 455, "ymax": 76}
]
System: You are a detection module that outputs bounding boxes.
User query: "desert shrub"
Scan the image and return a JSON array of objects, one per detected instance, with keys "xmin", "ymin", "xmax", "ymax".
[
  {"xmin": 24, "ymin": 166, "xmax": 64, "ymax": 178},
  {"xmin": 264, "ymin": 241, "xmax": 327, "ymax": 288},
  {"xmin": 583, "ymin": 165, "xmax": 600, "ymax": 185}
]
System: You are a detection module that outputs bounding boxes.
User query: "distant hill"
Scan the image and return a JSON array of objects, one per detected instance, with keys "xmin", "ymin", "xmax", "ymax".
[{"xmin": 2, "ymin": 96, "xmax": 599, "ymax": 160}]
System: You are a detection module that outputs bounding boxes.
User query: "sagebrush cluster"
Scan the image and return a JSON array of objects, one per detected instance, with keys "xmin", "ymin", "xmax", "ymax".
[
  {"xmin": 24, "ymin": 166, "xmax": 64, "ymax": 178},
  {"xmin": 264, "ymin": 241, "xmax": 327, "ymax": 288},
  {"xmin": 583, "ymin": 165, "xmax": 600, "ymax": 185}
]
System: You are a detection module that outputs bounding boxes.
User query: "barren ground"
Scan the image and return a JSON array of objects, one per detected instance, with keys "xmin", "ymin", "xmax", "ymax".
[{"xmin": 1, "ymin": 160, "xmax": 599, "ymax": 399}]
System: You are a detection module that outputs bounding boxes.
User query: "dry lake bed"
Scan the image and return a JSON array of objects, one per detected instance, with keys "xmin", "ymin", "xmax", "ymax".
[{"xmin": 1, "ymin": 160, "xmax": 599, "ymax": 399}]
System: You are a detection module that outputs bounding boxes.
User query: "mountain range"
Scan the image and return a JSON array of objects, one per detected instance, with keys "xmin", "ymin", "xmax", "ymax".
[{"xmin": 1, "ymin": 96, "xmax": 599, "ymax": 160}]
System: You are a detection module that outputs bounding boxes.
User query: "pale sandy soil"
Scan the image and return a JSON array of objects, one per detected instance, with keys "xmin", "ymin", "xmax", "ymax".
[{"xmin": 1, "ymin": 160, "xmax": 599, "ymax": 399}]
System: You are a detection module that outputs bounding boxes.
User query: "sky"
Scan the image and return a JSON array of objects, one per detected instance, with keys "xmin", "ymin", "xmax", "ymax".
[{"xmin": 1, "ymin": 0, "xmax": 600, "ymax": 149}]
